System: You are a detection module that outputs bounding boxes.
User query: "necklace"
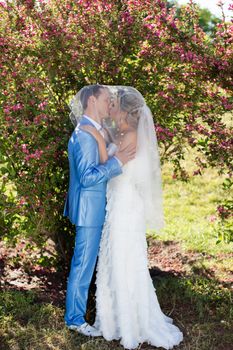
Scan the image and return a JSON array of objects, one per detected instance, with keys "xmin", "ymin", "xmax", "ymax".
[{"xmin": 115, "ymin": 129, "xmax": 126, "ymax": 147}]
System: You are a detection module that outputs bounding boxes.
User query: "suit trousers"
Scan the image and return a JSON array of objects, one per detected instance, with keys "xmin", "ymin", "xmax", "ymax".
[{"xmin": 64, "ymin": 225, "xmax": 103, "ymax": 326}]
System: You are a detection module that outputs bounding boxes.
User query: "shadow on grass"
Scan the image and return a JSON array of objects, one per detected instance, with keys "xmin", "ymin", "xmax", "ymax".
[{"xmin": 0, "ymin": 240, "xmax": 233, "ymax": 350}]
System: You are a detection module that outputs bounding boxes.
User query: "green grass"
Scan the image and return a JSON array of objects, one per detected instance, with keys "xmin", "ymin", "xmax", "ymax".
[
  {"xmin": 0, "ymin": 291, "xmax": 83, "ymax": 350},
  {"xmin": 0, "ymin": 274, "xmax": 232, "ymax": 350},
  {"xmin": 158, "ymin": 144, "xmax": 233, "ymax": 254},
  {"xmin": 1, "ymin": 114, "xmax": 233, "ymax": 349}
]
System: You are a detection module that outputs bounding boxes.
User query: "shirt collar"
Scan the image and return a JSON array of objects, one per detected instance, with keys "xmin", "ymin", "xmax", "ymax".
[{"xmin": 83, "ymin": 114, "xmax": 102, "ymax": 131}]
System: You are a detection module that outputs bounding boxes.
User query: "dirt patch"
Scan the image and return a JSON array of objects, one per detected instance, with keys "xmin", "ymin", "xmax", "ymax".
[{"xmin": 147, "ymin": 238, "xmax": 233, "ymax": 285}]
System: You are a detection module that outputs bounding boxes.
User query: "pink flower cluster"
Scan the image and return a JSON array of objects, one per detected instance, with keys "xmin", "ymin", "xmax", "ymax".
[
  {"xmin": 33, "ymin": 114, "xmax": 48, "ymax": 124},
  {"xmin": 121, "ymin": 11, "xmax": 134, "ymax": 25},
  {"xmin": 155, "ymin": 125, "xmax": 175, "ymax": 141},
  {"xmin": 24, "ymin": 149, "xmax": 44, "ymax": 162},
  {"xmin": 217, "ymin": 205, "xmax": 231, "ymax": 219},
  {"xmin": 4, "ymin": 103, "xmax": 24, "ymax": 114},
  {"xmin": 38, "ymin": 101, "xmax": 48, "ymax": 111}
]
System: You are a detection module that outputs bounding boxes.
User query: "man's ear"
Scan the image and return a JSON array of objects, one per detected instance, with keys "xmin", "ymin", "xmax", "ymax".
[{"xmin": 88, "ymin": 95, "xmax": 96, "ymax": 106}]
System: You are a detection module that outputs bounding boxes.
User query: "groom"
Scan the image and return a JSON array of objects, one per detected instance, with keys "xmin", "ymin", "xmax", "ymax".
[{"xmin": 63, "ymin": 85, "xmax": 135, "ymax": 336}]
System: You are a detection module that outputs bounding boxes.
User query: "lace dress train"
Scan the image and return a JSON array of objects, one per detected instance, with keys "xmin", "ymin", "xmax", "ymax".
[{"xmin": 94, "ymin": 160, "xmax": 183, "ymax": 349}]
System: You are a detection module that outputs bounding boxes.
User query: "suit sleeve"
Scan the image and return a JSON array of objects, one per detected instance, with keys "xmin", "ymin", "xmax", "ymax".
[{"xmin": 74, "ymin": 131, "xmax": 122, "ymax": 188}]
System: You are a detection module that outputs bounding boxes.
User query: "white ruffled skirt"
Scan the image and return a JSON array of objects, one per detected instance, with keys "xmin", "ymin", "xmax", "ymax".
[{"xmin": 94, "ymin": 174, "xmax": 183, "ymax": 349}]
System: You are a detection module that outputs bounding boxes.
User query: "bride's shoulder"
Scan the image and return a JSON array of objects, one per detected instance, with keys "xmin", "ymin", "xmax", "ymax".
[
  {"xmin": 124, "ymin": 128, "xmax": 137, "ymax": 140},
  {"xmin": 125, "ymin": 127, "xmax": 136, "ymax": 134},
  {"xmin": 121, "ymin": 128, "xmax": 137, "ymax": 147}
]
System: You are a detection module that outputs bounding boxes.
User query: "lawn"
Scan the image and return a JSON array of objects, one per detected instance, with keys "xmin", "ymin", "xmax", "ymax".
[{"xmin": 0, "ymin": 140, "xmax": 232, "ymax": 350}]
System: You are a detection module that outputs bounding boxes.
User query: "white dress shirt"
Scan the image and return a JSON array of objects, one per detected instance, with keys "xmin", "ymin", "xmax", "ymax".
[
  {"xmin": 83, "ymin": 115, "xmax": 104, "ymax": 137},
  {"xmin": 83, "ymin": 115, "xmax": 122, "ymax": 167}
]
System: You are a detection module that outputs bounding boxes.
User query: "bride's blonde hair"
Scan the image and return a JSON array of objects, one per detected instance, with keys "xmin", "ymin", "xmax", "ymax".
[{"xmin": 117, "ymin": 88, "xmax": 145, "ymax": 129}]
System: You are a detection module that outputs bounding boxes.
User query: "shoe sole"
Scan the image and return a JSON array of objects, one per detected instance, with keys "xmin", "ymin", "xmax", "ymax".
[{"xmin": 67, "ymin": 325, "xmax": 102, "ymax": 337}]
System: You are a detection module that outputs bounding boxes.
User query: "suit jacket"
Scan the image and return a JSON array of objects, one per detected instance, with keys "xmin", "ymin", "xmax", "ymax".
[{"xmin": 63, "ymin": 116, "xmax": 122, "ymax": 227}]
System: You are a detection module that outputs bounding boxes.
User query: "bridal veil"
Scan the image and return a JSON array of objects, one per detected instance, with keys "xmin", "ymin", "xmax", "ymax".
[{"xmin": 69, "ymin": 84, "xmax": 165, "ymax": 233}]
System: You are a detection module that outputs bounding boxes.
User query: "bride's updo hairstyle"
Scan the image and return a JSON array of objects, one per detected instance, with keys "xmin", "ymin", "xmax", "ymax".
[{"xmin": 117, "ymin": 87, "xmax": 145, "ymax": 129}]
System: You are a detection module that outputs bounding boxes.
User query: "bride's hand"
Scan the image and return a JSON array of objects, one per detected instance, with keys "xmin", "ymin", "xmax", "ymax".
[{"xmin": 80, "ymin": 125, "xmax": 103, "ymax": 142}]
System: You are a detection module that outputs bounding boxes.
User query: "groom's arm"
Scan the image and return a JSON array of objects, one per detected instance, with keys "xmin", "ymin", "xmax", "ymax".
[{"xmin": 74, "ymin": 131, "xmax": 122, "ymax": 188}]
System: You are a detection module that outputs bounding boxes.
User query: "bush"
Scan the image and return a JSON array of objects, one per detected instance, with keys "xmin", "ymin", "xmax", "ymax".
[{"xmin": 0, "ymin": 0, "xmax": 232, "ymax": 261}]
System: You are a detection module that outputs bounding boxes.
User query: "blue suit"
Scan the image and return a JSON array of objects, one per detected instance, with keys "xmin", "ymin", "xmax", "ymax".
[{"xmin": 63, "ymin": 116, "xmax": 122, "ymax": 326}]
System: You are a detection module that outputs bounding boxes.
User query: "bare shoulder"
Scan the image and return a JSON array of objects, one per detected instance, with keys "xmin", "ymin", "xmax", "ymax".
[
  {"xmin": 121, "ymin": 128, "xmax": 137, "ymax": 148},
  {"xmin": 124, "ymin": 128, "xmax": 137, "ymax": 140}
]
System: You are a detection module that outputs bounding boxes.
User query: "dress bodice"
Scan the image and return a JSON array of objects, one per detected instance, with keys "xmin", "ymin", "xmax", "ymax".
[{"xmin": 108, "ymin": 157, "xmax": 137, "ymax": 191}]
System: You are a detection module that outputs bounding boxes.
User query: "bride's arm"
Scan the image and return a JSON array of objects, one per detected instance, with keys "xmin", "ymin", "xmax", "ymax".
[{"xmin": 80, "ymin": 125, "xmax": 108, "ymax": 164}]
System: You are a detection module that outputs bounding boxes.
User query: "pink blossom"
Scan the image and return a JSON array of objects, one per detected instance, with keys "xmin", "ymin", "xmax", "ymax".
[
  {"xmin": 3, "ymin": 107, "xmax": 10, "ymax": 114},
  {"xmin": 167, "ymin": 84, "xmax": 175, "ymax": 90},
  {"xmin": 170, "ymin": 21, "xmax": 177, "ymax": 29},
  {"xmin": 33, "ymin": 114, "xmax": 48, "ymax": 124},
  {"xmin": 0, "ymin": 2, "xmax": 7, "ymax": 8},
  {"xmin": 21, "ymin": 144, "xmax": 29, "ymax": 154},
  {"xmin": 25, "ymin": 149, "xmax": 44, "ymax": 162},
  {"xmin": 12, "ymin": 103, "xmax": 24, "ymax": 111},
  {"xmin": 38, "ymin": 101, "xmax": 48, "ymax": 110},
  {"xmin": 193, "ymin": 169, "xmax": 202, "ymax": 176},
  {"xmin": 19, "ymin": 197, "xmax": 27, "ymax": 206},
  {"xmin": 209, "ymin": 215, "xmax": 217, "ymax": 222},
  {"xmin": 144, "ymin": 23, "xmax": 156, "ymax": 30}
]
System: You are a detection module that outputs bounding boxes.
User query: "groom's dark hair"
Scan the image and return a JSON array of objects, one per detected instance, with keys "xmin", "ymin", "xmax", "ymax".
[{"xmin": 80, "ymin": 84, "xmax": 105, "ymax": 110}]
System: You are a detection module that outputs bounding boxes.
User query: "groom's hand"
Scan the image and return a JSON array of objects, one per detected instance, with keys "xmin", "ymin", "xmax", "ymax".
[{"xmin": 115, "ymin": 144, "xmax": 136, "ymax": 165}]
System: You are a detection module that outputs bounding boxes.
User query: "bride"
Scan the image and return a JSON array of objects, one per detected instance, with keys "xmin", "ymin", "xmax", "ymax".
[{"xmin": 80, "ymin": 86, "xmax": 183, "ymax": 349}]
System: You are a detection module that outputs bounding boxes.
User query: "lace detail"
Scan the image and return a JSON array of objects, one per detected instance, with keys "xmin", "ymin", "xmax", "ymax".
[{"xmin": 95, "ymin": 159, "xmax": 183, "ymax": 349}]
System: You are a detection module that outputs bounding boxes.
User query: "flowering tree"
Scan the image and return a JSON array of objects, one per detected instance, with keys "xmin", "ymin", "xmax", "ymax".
[{"xmin": 0, "ymin": 0, "xmax": 232, "ymax": 261}]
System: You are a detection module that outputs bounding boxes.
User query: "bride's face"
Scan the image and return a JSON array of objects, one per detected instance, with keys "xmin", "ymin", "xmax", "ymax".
[
  {"xmin": 109, "ymin": 96, "xmax": 127, "ymax": 124},
  {"xmin": 109, "ymin": 96, "xmax": 120, "ymax": 122}
]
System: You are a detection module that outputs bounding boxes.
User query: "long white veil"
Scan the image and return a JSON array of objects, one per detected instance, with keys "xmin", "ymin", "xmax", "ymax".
[
  {"xmin": 68, "ymin": 84, "xmax": 165, "ymax": 232},
  {"xmin": 134, "ymin": 104, "xmax": 165, "ymax": 232}
]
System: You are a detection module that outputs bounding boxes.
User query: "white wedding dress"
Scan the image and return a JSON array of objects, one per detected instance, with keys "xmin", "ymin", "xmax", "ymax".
[{"xmin": 94, "ymin": 157, "xmax": 183, "ymax": 349}]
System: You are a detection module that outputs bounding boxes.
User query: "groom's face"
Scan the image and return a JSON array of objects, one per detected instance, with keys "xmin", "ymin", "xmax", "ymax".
[{"xmin": 95, "ymin": 88, "xmax": 111, "ymax": 119}]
